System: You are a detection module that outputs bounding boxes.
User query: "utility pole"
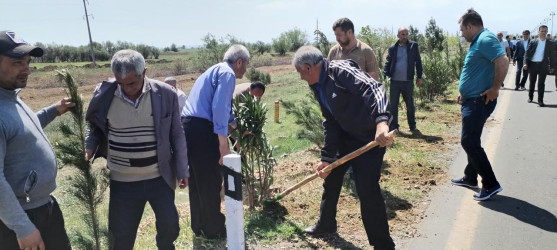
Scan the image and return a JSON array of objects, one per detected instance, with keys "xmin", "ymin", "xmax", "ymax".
[
  {"xmin": 551, "ymin": 11, "xmax": 555, "ymax": 36},
  {"xmin": 82, "ymin": 0, "xmax": 96, "ymax": 65}
]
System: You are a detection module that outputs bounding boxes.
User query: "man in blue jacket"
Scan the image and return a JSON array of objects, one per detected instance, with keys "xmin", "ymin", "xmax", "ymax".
[
  {"xmin": 383, "ymin": 27, "xmax": 423, "ymax": 132},
  {"xmin": 0, "ymin": 30, "xmax": 74, "ymax": 250},
  {"xmin": 513, "ymin": 30, "xmax": 530, "ymax": 90},
  {"xmin": 293, "ymin": 45, "xmax": 395, "ymax": 250},
  {"xmin": 85, "ymin": 49, "xmax": 188, "ymax": 249}
]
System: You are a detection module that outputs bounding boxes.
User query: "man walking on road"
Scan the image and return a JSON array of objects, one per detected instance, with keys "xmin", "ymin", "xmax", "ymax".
[
  {"xmin": 524, "ymin": 25, "xmax": 557, "ymax": 107},
  {"xmin": 383, "ymin": 27, "xmax": 423, "ymax": 132},
  {"xmin": 451, "ymin": 9, "xmax": 508, "ymax": 201},
  {"xmin": 294, "ymin": 45, "xmax": 395, "ymax": 250},
  {"xmin": 513, "ymin": 30, "xmax": 530, "ymax": 90}
]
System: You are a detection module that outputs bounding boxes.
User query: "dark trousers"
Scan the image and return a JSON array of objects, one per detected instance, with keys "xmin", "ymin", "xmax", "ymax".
[
  {"xmin": 316, "ymin": 136, "xmax": 395, "ymax": 249},
  {"xmin": 528, "ymin": 62, "xmax": 548, "ymax": 102},
  {"xmin": 461, "ymin": 97, "xmax": 499, "ymax": 189},
  {"xmin": 514, "ymin": 58, "xmax": 528, "ymax": 88},
  {"xmin": 389, "ymin": 80, "xmax": 416, "ymax": 130},
  {"xmin": 0, "ymin": 196, "xmax": 71, "ymax": 250},
  {"xmin": 109, "ymin": 177, "xmax": 179, "ymax": 250},
  {"xmin": 182, "ymin": 117, "xmax": 226, "ymax": 238}
]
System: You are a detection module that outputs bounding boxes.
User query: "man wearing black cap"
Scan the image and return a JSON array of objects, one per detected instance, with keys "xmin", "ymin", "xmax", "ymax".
[{"xmin": 0, "ymin": 30, "xmax": 74, "ymax": 250}]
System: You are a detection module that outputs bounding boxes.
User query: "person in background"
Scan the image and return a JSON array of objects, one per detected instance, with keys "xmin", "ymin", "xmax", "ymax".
[
  {"xmin": 524, "ymin": 25, "xmax": 557, "ymax": 107},
  {"xmin": 328, "ymin": 17, "xmax": 380, "ymax": 81},
  {"xmin": 164, "ymin": 76, "xmax": 188, "ymax": 112},
  {"xmin": 513, "ymin": 30, "xmax": 530, "ymax": 90},
  {"xmin": 383, "ymin": 27, "xmax": 423, "ymax": 132}
]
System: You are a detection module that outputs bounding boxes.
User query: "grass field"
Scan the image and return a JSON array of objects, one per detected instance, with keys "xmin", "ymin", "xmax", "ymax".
[{"xmin": 25, "ymin": 54, "xmax": 464, "ymax": 249}]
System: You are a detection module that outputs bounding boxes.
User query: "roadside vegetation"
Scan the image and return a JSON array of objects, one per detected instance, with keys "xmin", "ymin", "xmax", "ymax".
[{"xmin": 24, "ymin": 18, "xmax": 468, "ymax": 249}]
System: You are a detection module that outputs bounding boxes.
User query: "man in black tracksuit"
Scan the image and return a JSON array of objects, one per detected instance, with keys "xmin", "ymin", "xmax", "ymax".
[{"xmin": 293, "ymin": 45, "xmax": 395, "ymax": 250}]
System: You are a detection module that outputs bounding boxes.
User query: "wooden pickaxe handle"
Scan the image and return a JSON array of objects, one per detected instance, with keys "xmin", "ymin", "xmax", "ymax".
[{"xmin": 273, "ymin": 130, "xmax": 396, "ymax": 201}]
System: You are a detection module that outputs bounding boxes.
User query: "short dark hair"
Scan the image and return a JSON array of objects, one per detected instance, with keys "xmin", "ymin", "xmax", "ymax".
[
  {"xmin": 332, "ymin": 18, "xmax": 354, "ymax": 33},
  {"xmin": 539, "ymin": 25, "xmax": 548, "ymax": 31},
  {"xmin": 250, "ymin": 81, "xmax": 265, "ymax": 92},
  {"xmin": 459, "ymin": 8, "xmax": 483, "ymax": 27},
  {"xmin": 523, "ymin": 30, "xmax": 530, "ymax": 35}
]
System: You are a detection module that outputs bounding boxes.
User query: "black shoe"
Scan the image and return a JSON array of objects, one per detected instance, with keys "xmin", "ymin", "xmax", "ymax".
[
  {"xmin": 304, "ymin": 224, "xmax": 337, "ymax": 236},
  {"xmin": 528, "ymin": 98, "xmax": 533, "ymax": 103},
  {"xmin": 473, "ymin": 185, "xmax": 502, "ymax": 201},
  {"xmin": 520, "ymin": 87, "xmax": 526, "ymax": 90},
  {"xmin": 539, "ymin": 102, "xmax": 545, "ymax": 107},
  {"xmin": 515, "ymin": 87, "xmax": 519, "ymax": 91},
  {"xmin": 451, "ymin": 177, "xmax": 479, "ymax": 189}
]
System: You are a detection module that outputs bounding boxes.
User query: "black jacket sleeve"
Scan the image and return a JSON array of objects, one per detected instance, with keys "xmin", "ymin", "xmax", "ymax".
[{"xmin": 415, "ymin": 43, "xmax": 423, "ymax": 79}]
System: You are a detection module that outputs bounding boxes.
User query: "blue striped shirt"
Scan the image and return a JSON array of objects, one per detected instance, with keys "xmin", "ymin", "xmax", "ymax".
[{"xmin": 182, "ymin": 62, "xmax": 236, "ymax": 136}]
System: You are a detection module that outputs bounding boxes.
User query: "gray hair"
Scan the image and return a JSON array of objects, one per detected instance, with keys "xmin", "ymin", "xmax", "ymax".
[
  {"xmin": 292, "ymin": 45, "xmax": 323, "ymax": 68},
  {"xmin": 223, "ymin": 44, "xmax": 250, "ymax": 64},
  {"xmin": 111, "ymin": 49, "xmax": 145, "ymax": 78},
  {"xmin": 164, "ymin": 76, "xmax": 177, "ymax": 84}
]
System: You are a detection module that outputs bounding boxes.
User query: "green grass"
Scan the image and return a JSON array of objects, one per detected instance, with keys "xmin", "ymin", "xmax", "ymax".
[{"xmin": 258, "ymin": 72, "xmax": 315, "ymax": 157}]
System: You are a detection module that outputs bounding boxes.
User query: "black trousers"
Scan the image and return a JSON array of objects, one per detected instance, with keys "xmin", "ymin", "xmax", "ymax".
[
  {"xmin": 182, "ymin": 117, "xmax": 226, "ymax": 238},
  {"xmin": 316, "ymin": 136, "xmax": 395, "ymax": 249},
  {"xmin": 528, "ymin": 62, "xmax": 548, "ymax": 102},
  {"xmin": 0, "ymin": 196, "xmax": 71, "ymax": 250},
  {"xmin": 514, "ymin": 58, "xmax": 528, "ymax": 88}
]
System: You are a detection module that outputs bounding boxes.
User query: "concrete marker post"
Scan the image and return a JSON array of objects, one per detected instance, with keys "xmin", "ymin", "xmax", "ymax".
[{"xmin": 223, "ymin": 154, "xmax": 244, "ymax": 250}]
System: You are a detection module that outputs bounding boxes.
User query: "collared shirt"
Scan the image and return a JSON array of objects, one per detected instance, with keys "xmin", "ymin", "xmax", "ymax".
[
  {"xmin": 393, "ymin": 45, "xmax": 409, "ymax": 81},
  {"xmin": 522, "ymin": 39, "xmax": 528, "ymax": 50},
  {"xmin": 459, "ymin": 29, "xmax": 506, "ymax": 100},
  {"xmin": 183, "ymin": 62, "xmax": 236, "ymax": 136},
  {"xmin": 114, "ymin": 78, "xmax": 151, "ymax": 108},
  {"xmin": 532, "ymin": 39, "xmax": 547, "ymax": 62},
  {"xmin": 328, "ymin": 39, "xmax": 378, "ymax": 74}
]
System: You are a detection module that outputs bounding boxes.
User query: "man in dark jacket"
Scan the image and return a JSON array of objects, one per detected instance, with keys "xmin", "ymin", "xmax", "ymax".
[
  {"xmin": 383, "ymin": 27, "xmax": 423, "ymax": 132},
  {"xmin": 513, "ymin": 30, "xmax": 530, "ymax": 90},
  {"xmin": 523, "ymin": 25, "xmax": 557, "ymax": 107},
  {"xmin": 293, "ymin": 45, "xmax": 395, "ymax": 250}
]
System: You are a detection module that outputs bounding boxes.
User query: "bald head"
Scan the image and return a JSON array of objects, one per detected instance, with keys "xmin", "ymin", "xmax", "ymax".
[{"xmin": 397, "ymin": 27, "xmax": 409, "ymax": 45}]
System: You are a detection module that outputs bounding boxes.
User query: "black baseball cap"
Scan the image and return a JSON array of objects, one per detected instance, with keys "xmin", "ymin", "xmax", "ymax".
[{"xmin": 0, "ymin": 30, "xmax": 43, "ymax": 58}]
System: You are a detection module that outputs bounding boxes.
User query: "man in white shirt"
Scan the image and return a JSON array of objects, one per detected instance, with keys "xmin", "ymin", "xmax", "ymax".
[{"xmin": 523, "ymin": 25, "xmax": 557, "ymax": 107}]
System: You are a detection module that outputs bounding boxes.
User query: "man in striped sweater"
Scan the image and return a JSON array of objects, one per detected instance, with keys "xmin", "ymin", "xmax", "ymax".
[
  {"xmin": 85, "ymin": 49, "xmax": 188, "ymax": 250},
  {"xmin": 293, "ymin": 45, "xmax": 395, "ymax": 250}
]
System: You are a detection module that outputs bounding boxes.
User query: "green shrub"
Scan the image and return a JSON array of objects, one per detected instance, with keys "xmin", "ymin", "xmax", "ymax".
[
  {"xmin": 418, "ymin": 50, "xmax": 454, "ymax": 102},
  {"xmin": 232, "ymin": 94, "xmax": 276, "ymax": 209},
  {"xmin": 281, "ymin": 93, "xmax": 324, "ymax": 148},
  {"xmin": 246, "ymin": 68, "xmax": 271, "ymax": 85},
  {"xmin": 250, "ymin": 53, "xmax": 273, "ymax": 68}
]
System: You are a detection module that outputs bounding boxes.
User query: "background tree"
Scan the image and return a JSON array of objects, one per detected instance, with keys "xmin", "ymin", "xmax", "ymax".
[
  {"xmin": 357, "ymin": 26, "xmax": 397, "ymax": 82},
  {"xmin": 314, "ymin": 29, "xmax": 331, "ymax": 56},
  {"xmin": 425, "ymin": 17, "xmax": 446, "ymax": 52}
]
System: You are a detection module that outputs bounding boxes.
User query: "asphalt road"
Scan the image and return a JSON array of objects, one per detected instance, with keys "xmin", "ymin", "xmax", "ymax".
[{"xmin": 403, "ymin": 66, "xmax": 557, "ymax": 250}]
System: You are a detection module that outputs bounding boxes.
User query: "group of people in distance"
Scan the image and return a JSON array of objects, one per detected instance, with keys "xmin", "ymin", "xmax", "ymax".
[
  {"xmin": 500, "ymin": 26, "xmax": 557, "ymax": 106},
  {"xmin": 2, "ymin": 7, "xmax": 556, "ymax": 250}
]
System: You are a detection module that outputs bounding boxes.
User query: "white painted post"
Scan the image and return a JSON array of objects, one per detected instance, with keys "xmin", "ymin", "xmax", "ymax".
[{"xmin": 223, "ymin": 154, "xmax": 244, "ymax": 250}]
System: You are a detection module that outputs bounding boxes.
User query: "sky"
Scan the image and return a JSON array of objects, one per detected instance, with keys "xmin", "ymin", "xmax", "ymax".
[{"xmin": 1, "ymin": 0, "xmax": 555, "ymax": 48}]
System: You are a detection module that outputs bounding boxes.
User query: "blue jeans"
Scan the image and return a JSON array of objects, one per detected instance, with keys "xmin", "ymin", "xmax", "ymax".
[
  {"xmin": 109, "ymin": 177, "xmax": 179, "ymax": 250},
  {"xmin": 461, "ymin": 96, "xmax": 499, "ymax": 189},
  {"xmin": 389, "ymin": 80, "xmax": 416, "ymax": 130}
]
